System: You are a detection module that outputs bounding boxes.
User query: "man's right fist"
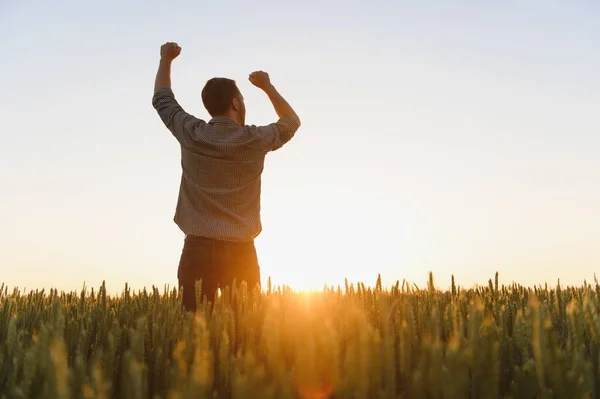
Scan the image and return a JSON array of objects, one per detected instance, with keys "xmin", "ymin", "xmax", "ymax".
[
  {"xmin": 160, "ymin": 42, "xmax": 181, "ymax": 61},
  {"xmin": 249, "ymin": 71, "xmax": 272, "ymax": 90}
]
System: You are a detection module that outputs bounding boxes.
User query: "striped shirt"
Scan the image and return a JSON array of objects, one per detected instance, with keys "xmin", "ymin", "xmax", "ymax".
[{"xmin": 152, "ymin": 87, "xmax": 299, "ymax": 242}]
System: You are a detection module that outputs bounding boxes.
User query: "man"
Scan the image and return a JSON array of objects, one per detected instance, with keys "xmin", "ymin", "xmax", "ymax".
[{"xmin": 152, "ymin": 42, "xmax": 301, "ymax": 312}]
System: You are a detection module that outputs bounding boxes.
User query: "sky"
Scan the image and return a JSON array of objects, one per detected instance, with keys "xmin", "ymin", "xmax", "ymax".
[{"xmin": 1, "ymin": 0, "xmax": 599, "ymax": 294}]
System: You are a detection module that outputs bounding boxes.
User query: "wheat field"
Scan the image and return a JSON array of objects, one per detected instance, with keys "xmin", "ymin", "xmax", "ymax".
[{"xmin": 1, "ymin": 273, "xmax": 599, "ymax": 398}]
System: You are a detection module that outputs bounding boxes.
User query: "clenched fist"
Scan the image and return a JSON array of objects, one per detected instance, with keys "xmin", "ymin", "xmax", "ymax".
[
  {"xmin": 160, "ymin": 42, "xmax": 181, "ymax": 61},
  {"xmin": 249, "ymin": 71, "xmax": 272, "ymax": 90}
]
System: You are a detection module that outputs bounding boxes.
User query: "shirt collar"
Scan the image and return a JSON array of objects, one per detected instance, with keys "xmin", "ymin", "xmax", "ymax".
[{"xmin": 209, "ymin": 116, "xmax": 242, "ymax": 128}]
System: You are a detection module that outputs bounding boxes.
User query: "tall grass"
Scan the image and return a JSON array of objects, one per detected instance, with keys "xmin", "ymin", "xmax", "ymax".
[{"xmin": 1, "ymin": 273, "xmax": 599, "ymax": 398}]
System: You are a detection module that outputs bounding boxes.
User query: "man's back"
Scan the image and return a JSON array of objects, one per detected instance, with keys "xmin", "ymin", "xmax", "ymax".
[
  {"xmin": 178, "ymin": 116, "xmax": 266, "ymax": 242},
  {"xmin": 152, "ymin": 87, "xmax": 299, "ymax": 242}
]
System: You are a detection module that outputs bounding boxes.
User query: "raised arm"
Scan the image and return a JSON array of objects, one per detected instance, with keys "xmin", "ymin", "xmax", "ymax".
[
  {"xmin": 246, "ymin": 71, "xmax": 301, "ymax": 152},
  {"xmin": 249, "ymin": 71, "xmax": 301, "ymax": 127},
  {"xmin": 154, "ymin": 42, "xmax": 180, "ymax": 93},
  {"xmin": 152, "ymin": 42, "xmax": 203, "ymax": 142}
]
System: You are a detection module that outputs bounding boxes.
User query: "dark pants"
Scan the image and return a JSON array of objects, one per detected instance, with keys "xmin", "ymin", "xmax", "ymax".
[{"xmin": 177, "ymin": 235, "xmax": 261, "ymax": 312}]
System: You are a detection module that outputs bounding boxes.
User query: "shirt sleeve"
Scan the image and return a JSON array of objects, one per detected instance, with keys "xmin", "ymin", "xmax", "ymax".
[
  {"xmin": 152, "ymin": 87, "xmax": 203, "ymax": 142},
  {"xmin": 245, "ymin": 117, "xmax": 300, "ymax": 153}
]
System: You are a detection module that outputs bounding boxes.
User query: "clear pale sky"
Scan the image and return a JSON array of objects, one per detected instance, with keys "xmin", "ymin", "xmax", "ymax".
[{"xmin": 1, "ymin": 1, "xmax": 598, "ymax": 294}]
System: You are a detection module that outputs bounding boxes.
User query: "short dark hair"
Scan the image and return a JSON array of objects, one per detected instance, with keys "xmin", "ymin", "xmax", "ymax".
[{"xmin": 201, "ymin": 77, "xmax": 240, "ymax": 116}]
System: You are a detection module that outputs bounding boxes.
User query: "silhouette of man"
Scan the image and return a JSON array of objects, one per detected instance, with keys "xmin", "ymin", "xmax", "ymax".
[{"xmin": 152, "ymin": 42, "xmax": 301, "ymax": 311}]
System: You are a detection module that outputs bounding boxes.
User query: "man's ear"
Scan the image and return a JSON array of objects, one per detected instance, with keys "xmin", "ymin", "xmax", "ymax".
[{"xmin": 232, "ymin": 97, "xmax": 240, "ymax": 112}]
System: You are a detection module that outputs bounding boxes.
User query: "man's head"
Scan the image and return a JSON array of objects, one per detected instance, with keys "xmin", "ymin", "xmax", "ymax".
[{"xmin": 201, "ymin": 77, "xmax": 246, "ymax": 125}]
